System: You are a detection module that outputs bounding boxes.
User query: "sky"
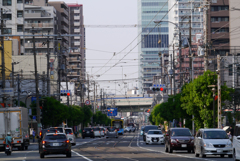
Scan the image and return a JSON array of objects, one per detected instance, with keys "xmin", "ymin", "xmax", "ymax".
[{"xmin": 50, "ymin": 0, "xmax": 139, "ymax": 96}]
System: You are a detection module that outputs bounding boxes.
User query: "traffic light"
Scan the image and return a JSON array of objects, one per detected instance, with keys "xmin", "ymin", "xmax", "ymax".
[
  {"xmin": 151, "ymin": 84, "xmax": 165, "ymax": 92},
  {"xmin": 60, "ymin": 90, "xmax": 71, "ymax": 96}
]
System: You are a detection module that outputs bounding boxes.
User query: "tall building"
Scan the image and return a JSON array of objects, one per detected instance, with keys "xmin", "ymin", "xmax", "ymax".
[
  {"xmin": 137, "ymin": 0, "xmax": 169, "ymax": 94},
  {"xmin": 67, "ymin": 3, "xmax": 86, "ymax": 81}
]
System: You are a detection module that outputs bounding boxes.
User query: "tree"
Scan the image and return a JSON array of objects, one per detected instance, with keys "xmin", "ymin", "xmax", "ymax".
[
  {"xmin": 93, "ymin": 111, "xmax": 111, "ymax": 126},
  {"xmin": 67, "ymin": 105, "xmax": 84, "ymax": 127},
  {"xmin": 181, "ymin": 70, "xmax": 233, "ymax": 130},
  {"xmin": 80, "ymin": 105, "xmax": 93, "ymax": 128}
]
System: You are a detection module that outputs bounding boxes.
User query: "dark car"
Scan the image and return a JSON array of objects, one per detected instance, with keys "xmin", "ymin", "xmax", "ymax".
[
  {"xmin": 38, "ymin": 129, "xmax": 57, "ymax": 152},
  {"xmin": 165, "ymin": 128, "xmax": 194, "ymax": 153},
  {"xmin": 82, "ymin": 128, "xmax": 95, "ymax": 139},
  {"xmin": 106, "ymin": 127, "xmax": 118, "ymax": 138},
  {"xmin": 143, "ymin": 125, "xmax": 158, "ymax": 141},
  {"xmin": 39, "ymin": 133, "xmax": 71, "ymax": 158}
]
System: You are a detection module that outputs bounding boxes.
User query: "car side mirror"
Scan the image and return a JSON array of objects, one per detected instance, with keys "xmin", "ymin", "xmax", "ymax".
[{"xmin": 197, "ymin": 137, "xmax": 202, "ymax": 139}]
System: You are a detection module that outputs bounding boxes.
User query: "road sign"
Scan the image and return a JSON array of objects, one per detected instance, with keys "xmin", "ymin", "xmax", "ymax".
[
  {"xmin": 0, "ymin": 88, "xmax": 14, "ymax": 96},
  {"xmin": 107, "ymin": 108, "xmax": 117, "ymax": 116},
  {"xmin": 33, "ymin": 116, "xmax": 36, "ymax": 120},
  {"xmin": 85, "ymin": 100, "xmax": 90, "ymax": 105}
]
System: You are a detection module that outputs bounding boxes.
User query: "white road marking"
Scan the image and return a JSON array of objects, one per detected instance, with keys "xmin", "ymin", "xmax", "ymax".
[
  {"xmin": 136, "ymin": 133, "xmax": 215, "ymax": 161},
  {"xmin": 72, "ymin": 150, "xmax": 93, "ymax": 161}
]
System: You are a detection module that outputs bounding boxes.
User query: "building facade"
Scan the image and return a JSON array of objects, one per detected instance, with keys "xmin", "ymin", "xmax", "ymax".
[{"xmin": 138, "ymin": 0, "xmax": 169, "ymax": 94}]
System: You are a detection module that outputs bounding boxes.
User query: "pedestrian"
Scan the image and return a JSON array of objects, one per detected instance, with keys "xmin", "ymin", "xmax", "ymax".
[{"xmin": 32, "ymin": 129, "xmax": 36, "ymax": 143}]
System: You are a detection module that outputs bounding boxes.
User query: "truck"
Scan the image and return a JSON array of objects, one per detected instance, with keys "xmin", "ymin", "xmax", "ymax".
[{"xmin": 0, "ymin": 107, "xmax": 30, "ymax": 150}]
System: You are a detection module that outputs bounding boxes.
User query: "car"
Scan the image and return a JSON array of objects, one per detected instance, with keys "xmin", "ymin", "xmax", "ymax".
[
  {"xmin": 146, "ymin": 130, "xmax": 164, "ymax": 144},
  {"xmin": 233, "ymin": 124, "xmax": 240, "ymax": 160},
  {"xmin": 140, "ymin": 126, "xmax": 145, "ymax": 136},
  {"xmin": 92, "ymin": 127, "xmax": 101, "ymax": 138},
  {"xmin": 106, "ymin": 127, "xmax": 118, "ymax": 138},
  {"xmin": 39, "ymin": 133, "xmax": 71, "ymax": 158},
  {"xmin": 49, "ymin": 127, "xmax": 65, "ymax": 134},
  {"xmin": 37, "ymin": 128, "xmax": 57, "ymax": 152},
  {"xmin": 65, "ymin": 128, "xmax": 76, "ymax": 146},
  {"xmin": 82, "ymin": 127, "xmax": 95, "ymax": 139},
  {"xmin": 100, "ymin": 127, "xmax": 105, "ymax": 137},
  {"xmin": 195, "ymin": 128, "xmax": 232, "ymax": 158},
  {"xmin": 124, "ymin": 127, "xmax": 132, "ymax": 132},
  {"xmin": 143, "ymin": 125, "xmax": 158, "ymax": 141},
  {"xmin": 165, "ymin": 128, "xmax": 194, "ymax": 153}
]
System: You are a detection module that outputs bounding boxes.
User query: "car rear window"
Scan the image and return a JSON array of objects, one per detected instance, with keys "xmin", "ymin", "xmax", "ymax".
[
  {"xmin": 50, "ymin": 127, "xmax": 63, "ymax": 133},
  {"xmin": 84, "ymin": 128, "xmax": 92, "ymax": 131},
  {"xmin": 93, "ymin": 128, "xmax": 100, "ymax": 131},
  {"xmin": 171, "ymin": 129, "xmax": 192, "ymax": 136},
  {"xmin": 144, "ymin": 126, "xmax": 158, "ymax": 132},
  {"xmin": 107, "ymin": 127, "xmax": 116, "ymax": 132},
  {"xmin": 148, "ymin": 131, "xmax": 162, "ymax": 135},
  {"xmin": 44, "ymin": 134, "xmax": 66, "ymax": 140},
  {"xmin": 65, "ymin": 129, "xmax": 72, "ymax": 134}
]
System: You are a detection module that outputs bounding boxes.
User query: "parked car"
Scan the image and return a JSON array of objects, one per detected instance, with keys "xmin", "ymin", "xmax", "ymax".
[
  {"xmin": 65, "ymin": 128, "xmax": 76, "ymax": 146},
  {"xmin": 100, "ymin": 127, "xmax": 105, "ymax": 137},
  {"xmin": 92, "ymin": 127, "xmax": 101, "ymax": 138},
  {"xmin": 82, "ymin": 127, "xmax": 95, "ymax": 139},
  {"xmin": 106, "ymin": 127, "xmax": 118, "ymax": 138},
  {"xmin": 233, "ymin": 124, "xmax": 240, "ymax": 160},
  {"xmin": 49, "ymin": 127, "xmax": 66, "ymax": 134},
  {"xmin": 165, "ymin": 128, "xmax": 194, "ymax": 153},
  {"xmin": 143, "ymin": 125, "xmax": 158, "ymax": 141},
  {"xmin": 146, "ymin": 130, "xmax": 164, "ymax": 144},
  {"xmin": 140, "ymin": 126, "xmax": 145, "ymax": 136},
  {"xmin": 195, "ymin": 128, "xmax": 232, "ymax": 158},
  {"xmin": 39, "ymin": 133, "xmax": 71, "ymax": 158}
]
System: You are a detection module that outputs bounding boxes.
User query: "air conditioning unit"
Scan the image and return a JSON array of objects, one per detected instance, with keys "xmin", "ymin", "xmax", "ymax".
[{"xmin": 197, "ymin": 46, "xmax": 205, "ymax": 56}]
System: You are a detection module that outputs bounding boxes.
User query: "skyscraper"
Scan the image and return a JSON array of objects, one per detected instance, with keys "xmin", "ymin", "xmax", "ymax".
[{"xmin": 138, "ymin": 0, "xmax": 169, "ymax": 94}]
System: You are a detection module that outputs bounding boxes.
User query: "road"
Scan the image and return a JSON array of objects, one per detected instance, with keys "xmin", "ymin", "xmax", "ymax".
[{"xmin": 0, "ymin": 132, "xmax": 233, "ymax": 161}]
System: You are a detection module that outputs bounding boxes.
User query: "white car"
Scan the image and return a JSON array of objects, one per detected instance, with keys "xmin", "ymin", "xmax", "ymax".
[
  {"xmin": 233, "ymin": 124, "xmax": 240, "ymax": 160},
  {"xmin": 146, "ymin": 130, "xmax": 164, "ymax": 145},
  {"xmin": 92, "ymin": 127, "xmax": 101, "ymax": 138},
  {"xmin": 100, "ymin": 127, "xmax": 105, "ymax": 137},
  {"xmin": 65, "ymin": 128, "xmax": 76, "ymax": 146}
]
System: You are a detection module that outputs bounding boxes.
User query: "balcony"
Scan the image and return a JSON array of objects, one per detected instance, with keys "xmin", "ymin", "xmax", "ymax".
[
  {"xmin": 74, "ymin": 9, "xmax": 80, "ymax": 14},
  {"xmin": 74, "ymin": 29, "xmax": 80, "ymax": 33},
  {"xmin": 74, "ymin": 22, "xmax": 80, "ymax": 26},
  {"xmin": 211, "ymin": 21, "xmax": 229, "ymax": 28},
  {"xmin": 74, "ymin": 16, "xmax": 80, "ymax": 20},
  {"xmin": 211, "ymin": 32, "xmax": 229, "ymax": 39},
  {"xmin": 25, "ymin": 42, "xmax": 54, "ymax": 48},
  {"xmin": 68, "ymin": 57, "xmax": 81, "ymax": 62},
  {"xmin": 61, "ymin": 25, "xmax": 69, "ymax": 33},
  {"xmin": 74, "ymin": 42, "xmax": 80, "ymax": 46},
  {"xmin": 74, "ymin": 36, "xmax": 80, "ymax": 39},
  {"xmin": 69, "ymin": 65, "xmax": 81, "ymax": 69},
  {"xmin": 24, "ymin": 32, "xmax": 54, "ymax": 38},
  {"xmin": 60, "ymin": 8, "xmax": 68, "ymax": 17},
  {"xmin": 25, "ymin": 23, "xmax": 54, "ymax": 28},
  {"xmin": 62, "ymin": 17, "xmax": 69, "ymax": 25}
]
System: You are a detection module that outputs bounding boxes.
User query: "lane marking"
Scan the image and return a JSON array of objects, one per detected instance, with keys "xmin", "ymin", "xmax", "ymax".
[
  {"xmin": 136, "ymin": 133, "xmax": 215, "ymax": 161},
  {"xmin": 72, "ymin": 150, "xmax": 93, "ymax": 161}
]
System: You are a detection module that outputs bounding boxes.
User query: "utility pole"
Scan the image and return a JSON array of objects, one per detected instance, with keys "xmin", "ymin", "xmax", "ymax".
[
  {"xmin": 204, "ymin": 0, "xmax": 209, "ymax": 71},
  {"xmin": 32, "ymin": 26, "xmax": 40, "ymax": 129},
  {"xmin": 100, "ymin": 88, "xmax": 102, "ymax": 110},
  {"xmin": 57, "ymin": 36, "xmax": 62, "ymax": 101},
  {"xmin": 93, "ymin": 81, "xmax": 96, "ymax": 114},
  {"xmin": 17, "ymin": 74, "xmax": 20, "ymax": 107},
  {"xmin": 46, "ymin": 30, "xmax": 50, "ymax": 96},
  {"xmin": 1, "ymin": 8, "xmax": 6, "ymax": 106},
  {"xmin": 179, "ymin": 32, "xmax": 182, "ymax": 88},
  {"xmin": 217, "ymin": 55, "xmax": 221, "ymax": 128},
  {"xmin": 189, "ymin": 16, "xmax": 192, "ymax": 82},
  {"xmin": 173, "ymin": 44, "xmax": 176, "ymax": 95},
  {"xmin": 65, "ymin": 58, "xmax": 69, "ymax": 107},
  {"xmin": 87, "ymin": 74, "xmax": 90, "ymax": 100}
]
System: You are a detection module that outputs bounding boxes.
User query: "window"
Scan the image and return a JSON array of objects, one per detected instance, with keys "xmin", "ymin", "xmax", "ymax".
[
  {"xmin": 17, "ymin": 0, "xmax": 23, "ymax": 3},
  {"xmin": 3, "ymin": 28, "xmax": 12, "ymax": 34},
  {"xmin": 3, "ymin": 14, "xmax": 12, "ymax": 20},
  {"xmin": 3, "ymin": 0, "xmax": 11, "ymax": 6},
  {"xmin": 211, "ymin": 17, "xmax": 229, "ymax": 22},
  {"xmin": 229, "ymin": 64, "xmax": 233, "ymax": 76},
  {"xmin": 17, "ymin": 11, "xmax": 23, "ymax": 18},
  {"xmin": 17, "ymin": 25, "xmax": 23, "ymax": 32},
  {"xmin": 211, "ymin": 28, "xmax": 229, "ymax": 33},
  {"xmin": 211, "ymin": 6, "xmax": 229, "ymax": 11}
]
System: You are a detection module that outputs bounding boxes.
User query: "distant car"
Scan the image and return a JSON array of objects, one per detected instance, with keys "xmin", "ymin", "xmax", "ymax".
[
  {"xmin": 143, "ymin": 125, "xmax": 158, "ymax": 141},
  {"xmin": 92, "ymin": 127, "xmax": 101, "ymax": 138},
  {"xmin": 100, "ymin": 127, "xmax": 105, "ymax": 137},
  {"xmin": 106, "ymin": 127, "xmax": 118, "ymax": 138},
  {"xmin": 65, "ymin": 128, "xmax": 76, "ymax": 146},
  {"xmin": 39, "ymin": 133, "xmax": 71, "ymax": 158},
  {"xmin": 140, "ymin": 126, "xmax": 145, "ymax": 136},
  {"xmin": 233, "ymin": 124, "xmax": 240, "ymax": 160},
  {"xmin": 125, "ymin": 127, "xmax": 132, "ymax": 132},
  {"xmin": 195, "ymin": 128, "xmax": 232, "ymax": 158},
  {"xmin": 146, "ymin": 130, "xmax": 164, "ymax": 145},
  {"xmin": 165, "ymin": 128, "xmax": 194, "ymax": 153},
  {"xmin": 49, "ymin": 127, "xmax": 66, "ymax": 134},
  {"xmin": 82, "ymin": 127, "xmax": 95, "ymax": 139},
  {"xmin": 38, "ymin": 129, "xmax": 57, "ymax": 152}
]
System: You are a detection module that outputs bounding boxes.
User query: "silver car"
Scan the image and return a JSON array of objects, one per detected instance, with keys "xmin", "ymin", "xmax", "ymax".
[
  {"xmin": 106, "ymin": 127, "xmax": 118, "ymax": 138},
  {"xmin": 194, "ymin": 129, "xmax": 232, "ymax": 158}
]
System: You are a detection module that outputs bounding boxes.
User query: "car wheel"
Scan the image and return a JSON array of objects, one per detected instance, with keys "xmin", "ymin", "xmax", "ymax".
[
  {"xmin": 82, "ymin": 137, "xmax": 85, "ymax": 139},
  {"xmin": 165, "ymin": 143, "xmax": 168, "ymax": 152},
  {"xmin": 194, "ymin": 147, "xmax": 199, "ymax": 157},
  {"xmin": 220, "ymin": 154, "xmax": 224, "ymax": 158},
  {"xmin": 169, "ymin": 145, "xmax": 173, "ymax": 153},
  {"xmin": 228, "ymin": 154, "xmax": 233, "ymax": 158},
  {"xmin": 106, "ymin": 137, "xmax": 108, "ymax": 139},
  {"xmin": 188, "ymin": 150, "xmax": 191, "ymax": 153},
  {"xmin": 200, "ymin": 148, "xmax": 206, "ymax": 158},
  {"xmin": 72, "ymin": 143, "xmax": 76, "ymax": 146},
  {"xmin": 66, "ymin": 152, "xmax": 72, "ymax": 158},
  {"xmin": 40, "ymin": 152, "xmax": 44, "ymax": 158},
  {"xmin": 146, "ymin": 142, "xmax": 148, "ymax": 145},
  {"xmin": 25, "ymin": 146, "xmax": 28, "ymax": 150}
]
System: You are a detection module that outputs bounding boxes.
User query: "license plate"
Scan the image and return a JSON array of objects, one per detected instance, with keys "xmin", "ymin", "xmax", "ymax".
[
  {"xmin": 217, "ymin": 149, "xmax": 223, "ymax": 153},
  {"xmin": 153, "ymin": 139, "xmax": 157, "ymax": 142},
  {"xmin": 181, "ymin": 144, "xmax": 187, "ymax": 147},
  {"xmin": 53, "ymin": 143, "xmax": 59, "ymax": 146}
]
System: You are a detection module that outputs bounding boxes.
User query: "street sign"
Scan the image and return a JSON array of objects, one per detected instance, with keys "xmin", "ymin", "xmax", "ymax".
[
  {"xmin": 85, "ymin": 100, "xmax": 90, "ymax": 105},
  {"xmin": 107, "ymin": 108, "xmax": 117, "ymax": 116},
  {"xmin": 33, "ymin": 116, "xmax": 36, "ymax": 120},
  {"xmin": 31, "ymin": 97, "xmax": 41, "ymax": 102},
  {"xmin": 0, "ymin": 88, "xmax": 14, "ymax": 96}
]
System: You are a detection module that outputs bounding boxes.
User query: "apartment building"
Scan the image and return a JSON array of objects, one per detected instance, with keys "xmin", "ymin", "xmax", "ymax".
[
  {"xmin": 138, "ymin": 0, "xmax": 169, "ymax": 94},
  {"xmin": 67, "ymin": 4, "xmax": 85, "ymax": 81}
]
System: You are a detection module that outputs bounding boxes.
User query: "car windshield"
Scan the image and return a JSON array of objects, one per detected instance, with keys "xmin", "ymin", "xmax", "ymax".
[
  {"xmin": 50, "ymin": 128, "xmax": 63, "ymax": 133},
  {"xmin": 107, "ymin": 127, "xmax": 116, "ymax": 132},
  {"xmin": 171, "ymin": 129, "xmax": 192, "ymax": 136},
  {"xmin": 44, "ymin": 134, "xmax": 66, "ymax": 140},
  {"xmin": 93, "ymin": 128, "xmax": 100, "ymax": 131},
  {"xmin": 112, "ymin": 121, "xmax": 122, "ymax": 128},
  {"xmin": 144, "ymin": 126, "xmax": 158, "ymax": 132},
  {"xmin": 65, "ymin": 129, "xmax": 72, "ymax": 134},
  {"xmin": 148, "ymin": 131, "xmax": 162, "ymax": 135},
  {"xmin": 203, "ymin": 131, "xmax": 228, "ymax": 139}
]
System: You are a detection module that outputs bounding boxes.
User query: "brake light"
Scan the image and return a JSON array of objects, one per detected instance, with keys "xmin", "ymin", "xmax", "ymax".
[
  {"xmin": 69, "ymin": 133, "xmax": 73, "ymax": 135},
  {"xmin": 40, "ymin": 131, "xmax": 42, "ymax": 136},
  {"xmin": 103, "ymin": 131, "xmax": 104, "ymax": 133},
  {"xmin": 117, "ymin": 128, "xmax": 119, "ymax": 131},
  {"xmin": 6, "ymin": 145, "xmax": 9, "ymax": 147},
  {"xmin": 99, "ymin": 131, "xmax": 101, "ymax": 133},
  {"xmin": 91, "ymin": 130, "xmax": 93, "ymax": 132},
  {"xmin": 17, "ymin": 141, "xmax": 21, "ymax": 143},
  {"xmin": 53, "ymin": 134, "xmax": 58, "ymax": 135},
  {"xmin": 83, "ymin": 130, "xmax": 85, "ymax": 132},
  {"xmin": 42, "ymin": 141, "xmax": 46, "ymax": 144},
  {"xmin": 65, "ymin": 140, "xmax": 70, "ymax": 143},
  {"xmin": 3, "ymin": 141, "xmax": 6, "ymax": 144}
]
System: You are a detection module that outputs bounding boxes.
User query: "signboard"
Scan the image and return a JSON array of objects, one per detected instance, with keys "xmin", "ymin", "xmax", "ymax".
[
  {"xmin": 0, "ymin": 88, "xmax": 14, "ymax": 96},
  {"xmin": 85, "ymin": 100, "xmax": 90, "ymax": 105},
  {"xmin": 31, "ymin": 97, "xmax": 41, "ymax": 102},
  {"xmin": 60, "ymin": 90, "xmax": 71, "ymax": 93},
  {"xmin": 107, "ymin": 108, "xmax": 117, "ymax": 116}
]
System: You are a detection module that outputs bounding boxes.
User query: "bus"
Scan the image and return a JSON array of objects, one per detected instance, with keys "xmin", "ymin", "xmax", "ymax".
[{"xmin": 111, "ymin": 119, "xmax": 124, "ymax": 135}]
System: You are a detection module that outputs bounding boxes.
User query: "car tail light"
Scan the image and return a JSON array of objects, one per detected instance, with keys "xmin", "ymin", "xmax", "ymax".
[
  {"xmin": 115, "ymin": 129, "xmax": 117, "ymax": 132},
  {"xmin": 6, "ymin": 145, "xmax": 9, "ymax": 147},
  {"xmin": 117, "ymin": 128, "xmax": 119, "ymax": 131},
  {"xmin": 69, "ymin": 133, "xmax": 73, "ymax": 135},
  {"xmin": 53, "ymin": 134, "xmax": 58, "ymax": 135},
  {"xmin": 91, "ymin": 130, "xmax": 93, "ymax": 132},
  {"xmin": 42, "ymin": 141, "xmax": 46, "ymax": 144},
  {"xmin": 99, "ymin": 131, "xmax": 101, "ymax": 133},
  {"xmin": 3, "ymin": 141, "xmax": 6, "ymax": 144},
  {"xmin": 65, "ymin": 140, "xmax": 70, "ymax": 143},
  {"xmin": 17, "ymin": 141, "xmax": 21, "ymax": 143},
  {"xmin": 40, "ymin": 131, "xmax": 42, "ymax": 136},
  {"xmin": 83, "ymin": 130, "xmax": 85, "ymax": 132}
]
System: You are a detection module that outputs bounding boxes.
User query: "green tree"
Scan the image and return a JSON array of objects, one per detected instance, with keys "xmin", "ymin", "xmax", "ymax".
[
  {"xmin": 81, "ymin": 105, "xmax": 93, "ymax": 128},
  {"xmin": 67, "ymin": 105, "xmax": 84, "ymax": 127}
]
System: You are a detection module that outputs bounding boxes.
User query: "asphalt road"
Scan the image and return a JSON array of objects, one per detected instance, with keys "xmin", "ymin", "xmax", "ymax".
[{"xmin": 0, "ymin": 132, "xmax": 234, "ymax": 161}]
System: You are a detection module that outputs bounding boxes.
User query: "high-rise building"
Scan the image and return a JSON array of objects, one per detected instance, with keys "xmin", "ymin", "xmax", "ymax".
[
  {"xmin": 137, "ymin": 0, "xmax": 169, "ymax": 94},
  {"xmin": 67, "ymin": 3, "xmax": 86, "ymax": 81}
]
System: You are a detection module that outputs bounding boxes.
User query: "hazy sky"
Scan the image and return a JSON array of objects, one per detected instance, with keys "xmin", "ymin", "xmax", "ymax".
[{"xmin": 50, "ymin": 0, "xmax": 139, "ymax": 96}]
